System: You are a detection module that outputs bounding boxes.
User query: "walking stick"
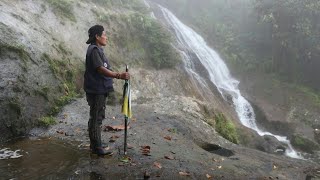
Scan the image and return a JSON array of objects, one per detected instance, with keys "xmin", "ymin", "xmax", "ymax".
[{"xmin": 122, "ymin": 65, "xmax": 129, "ymax": 155}]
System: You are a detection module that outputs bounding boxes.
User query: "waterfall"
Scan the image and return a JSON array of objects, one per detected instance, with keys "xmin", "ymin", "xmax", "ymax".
[{"xmin": 157, "ymin": 5, "xmax": 302, "ymax": 159}]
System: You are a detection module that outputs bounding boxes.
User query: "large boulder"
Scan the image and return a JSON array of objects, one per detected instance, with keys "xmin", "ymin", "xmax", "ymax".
[
  {"xmin": 257, "ymin": 135, "xmax": 287, "ymax": 155},
  {"xmin": 290, "ymin": 133, "xmax": 320, "ymax": 154}
]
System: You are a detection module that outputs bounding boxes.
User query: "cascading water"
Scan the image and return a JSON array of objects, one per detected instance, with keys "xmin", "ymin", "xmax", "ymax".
[{"xmin": 157, "ymin": 5, "xmax": 302, "ymax": 159}]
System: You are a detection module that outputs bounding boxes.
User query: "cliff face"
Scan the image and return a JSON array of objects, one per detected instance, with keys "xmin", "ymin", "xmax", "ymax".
[
  {"xmin": 0, "ymin": 0, "xmax": 92, "ymax": 141},
  {"xmin": 0, "ymin": 0, "xmax": 235, "ymax": 142}
]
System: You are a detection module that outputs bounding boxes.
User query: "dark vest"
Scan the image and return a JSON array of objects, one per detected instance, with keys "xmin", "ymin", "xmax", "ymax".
[{"xmin": 84, "ymin": 44, "xmax": 114, "ymax": 94}]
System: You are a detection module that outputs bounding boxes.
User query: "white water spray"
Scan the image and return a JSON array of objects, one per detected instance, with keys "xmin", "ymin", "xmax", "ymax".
[
  {"xmin": 158, "ymin": 5, "xmax": 302, "ymax": 159},
  {"xmin": 0, "ymin": 148, "xmax": 23, "ymax": 160}
]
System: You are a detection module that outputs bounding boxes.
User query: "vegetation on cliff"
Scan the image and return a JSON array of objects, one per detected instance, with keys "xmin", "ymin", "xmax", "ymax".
[
  {"xmin": 0, "ymin": 0, "xmax": 181, "ymax": 141},
  {"xmin": 151, "ymin": 0, "xmax": 320, "ymax": 91}
]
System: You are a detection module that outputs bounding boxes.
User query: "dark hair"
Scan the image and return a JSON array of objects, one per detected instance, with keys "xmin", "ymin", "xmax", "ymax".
[{"xmin": 86, "ymin": 25, "xmax": 104, "ymax": 44}]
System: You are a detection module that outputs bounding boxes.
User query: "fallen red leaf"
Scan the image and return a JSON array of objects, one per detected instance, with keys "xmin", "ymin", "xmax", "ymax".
[
  {"xmin": 164, "ymin": 155, "xmax": 175, "ymax": 160},
  {"xmin": 141, "ymin": 146, "xmax": 150, "ymax": 150},
  {"xmin": 142, "ymin": 149, "xmax": 151, "ymax": 156},
  {"xmin": 103, "ymin": 125, "xmax": 130, "ymax": 131},
  {"xmin": 142, "ymin": 149, "xmax": 150, "ymax": 153},
  {"xmin": 164, "ymin": 136, "xmax": 172, "ymax": 141},
  {"xmin": 154, "ymin": 162, "xmax": 162, "ymax": 169},
  {"xmin": 141, "ymin": 146, "xmax": 151, "ymax": 156}
]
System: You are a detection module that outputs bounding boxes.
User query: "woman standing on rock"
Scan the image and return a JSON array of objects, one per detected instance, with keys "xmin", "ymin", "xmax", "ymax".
[{"xmin": 84, "ymin": 25, "xmax": 130, "ymax": 155}]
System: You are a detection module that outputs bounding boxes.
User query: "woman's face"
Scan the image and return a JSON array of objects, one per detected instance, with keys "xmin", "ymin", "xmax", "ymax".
[{"xmin": 96, "ymin": 31, "xmax": 107, "ymax": 46}]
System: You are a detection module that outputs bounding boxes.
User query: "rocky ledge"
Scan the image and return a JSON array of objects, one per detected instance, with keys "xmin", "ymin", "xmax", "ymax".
[{"xmin": 31, "ymin": 96, "xmax": 320, "ymax": 179}]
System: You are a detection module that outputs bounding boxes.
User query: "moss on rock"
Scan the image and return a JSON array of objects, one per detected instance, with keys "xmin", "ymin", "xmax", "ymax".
[
  {"xmin": 214, "ymin": 113, "xmax": 239, "ymax": 144},
  {"xmin": 291, "ymin": 134, "xmax": 320, "ymax": 153}
]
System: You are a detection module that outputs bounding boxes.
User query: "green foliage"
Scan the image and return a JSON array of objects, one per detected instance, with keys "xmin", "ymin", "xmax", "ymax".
[
  {"xmin": 253, "ymin": 0, "xmax": 320, "ymax": 87},
  {"xmin": 0, "ymin": 43, "xmax": 31, "ymax": 71},
  {"xmin": 0, "ymin": 43, "xmax": 30, "ymax": 63},
  {"xmin": 130, "ymin": 13, "xmax": 180, "ymax": 69},
  {"xmin": 168, "ymin": 128, "xmax": 177, "ymax": 133},
  {"xmin": 41, "ymin": 53, "xmax": 72, "ymax": 81},
  {"xmin": 291, "ymin": 134, "xmax": 320, "ymax": 153},
  {"xmin": 34, "ymin": 86, "xmax": 50, "ymax": 100},
  {"xmin": 91, "ymin": 0, "xmax": 112, "ymax": 7},
  {"xmin": 41, "ymin": 53, "xmax": 80, "ymax": 115},
  {"xmin": 47, "ymin": 0, "xmax": 76, "ymax": 22},
  {"xmin": 95, "ymin": 10, "xmax": 180, "ymax": 69},
  {"xmin": 91, "ymin": 0, "xmax": 148, "ymax": 13},
  {"xmin": 292, "ymin": 84, "xmax": 320, "ymax": 107},
  {"xmin": 159, "ymin": 0, "xmax": 320, "ymax": 90},
  {"xmin": 39, "ymin": 116, "xmax": 56, "ymax": 127},
  {"xmin": 57, "ymin": 43, "xmax": 72, "ymax": 56},
  {"xmin": 214, "ymin": 113, "xmax": 239, "ymax": 144}
]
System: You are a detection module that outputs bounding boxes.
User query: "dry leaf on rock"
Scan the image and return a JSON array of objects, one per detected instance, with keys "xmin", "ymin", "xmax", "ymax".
[
  {"xmin": 141, "ymin": 145, "xmax": 151, "ymax": 156},
  {"xmin": 127, "ymin": 144, "xmax": 134, "ymax": 149},
  {"xmin": 164, "ymin": 155, "xmax": 175, "ymax": 160},
  {"xmin": 104, "ymin": 125, "xmax": 130, "ymax": 131},
  {"xmin": 206, "ymin": 174, "xmax": 212, "ymax": 179},
  {"xmin": 164, "ymin": 136, "xmax": 172, "ymax": 141},
  {"xmin": 179, "ymin": 172, "xmax": 190, "ymax": 176},
  {"xmin": 154, "ymin": 162, "xmax": 162, "ymax": 169},
  {"xmin": 141, "ymin": 145, "xmax": 151, "ymax": 150}
]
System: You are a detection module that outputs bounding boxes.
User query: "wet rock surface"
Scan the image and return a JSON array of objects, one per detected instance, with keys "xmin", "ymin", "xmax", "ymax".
[{"xmin": 29, "ymin": 97, "xmax": 320, "ymax": 179}]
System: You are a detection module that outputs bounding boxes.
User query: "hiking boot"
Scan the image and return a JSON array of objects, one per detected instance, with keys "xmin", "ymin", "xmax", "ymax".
[
  {"xmin": 92, "ymin": 147, "xmax": 113, "ymax": 156},
  {"xmin": 90, "ymin": 143, "xmax": 108, "ymax": 151}
]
